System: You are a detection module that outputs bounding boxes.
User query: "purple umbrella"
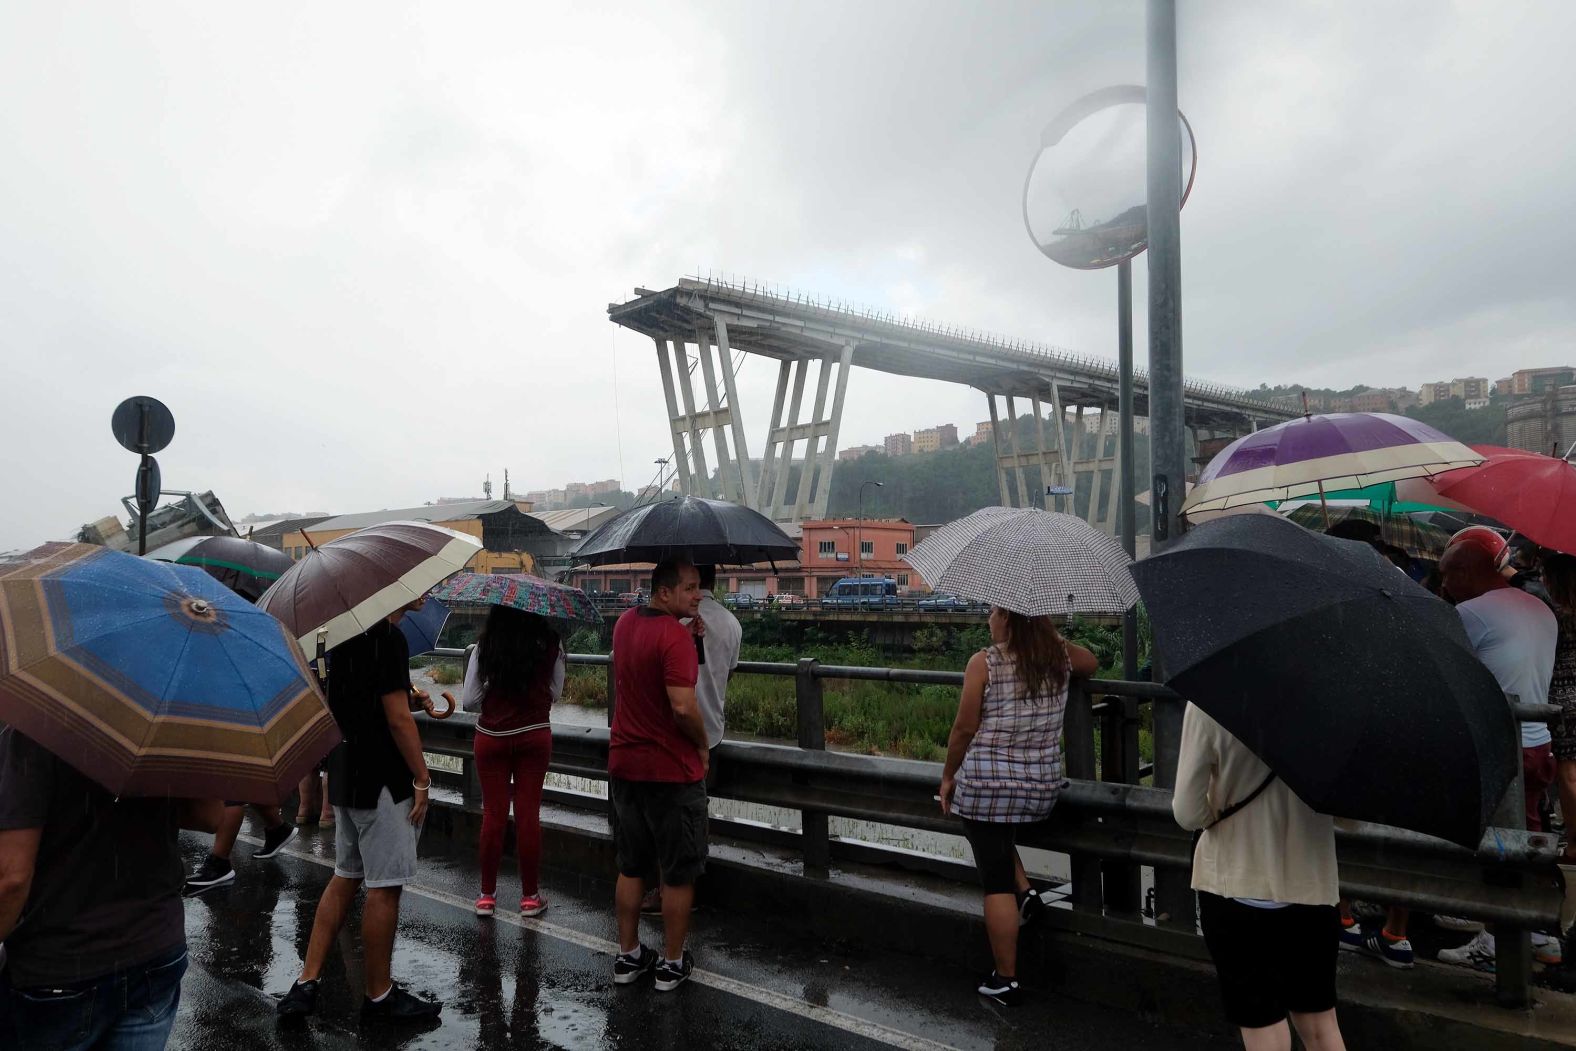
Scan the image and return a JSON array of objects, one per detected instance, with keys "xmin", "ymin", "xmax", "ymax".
[{"xmin": 1183, "ymin": 413, "xmax": 1483, "ymax": 515}]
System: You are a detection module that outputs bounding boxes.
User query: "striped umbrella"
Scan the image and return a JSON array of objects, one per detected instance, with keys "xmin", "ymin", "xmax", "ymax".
[
  {"xmin": 430, "ymin": 572, "xmax": 601, "ymax": 630},
  {"xmin": 1282, "ymin": 505, "xmax": 1451, "ymax": 559},
  {"xmin": 144, "ymin": 534, "xmax": 294, "ymax": 602},
  {"xmin": 258, "ymin": 521, "xmax": 482, "ymax": 658},
  {"xmin": 901, "ymin": 506, "xmax": 1138, "ymax": 617},
  {"xmin": 0, "ymin": 543, "xmax": 338, "ymax": 803},
  {"xmin": 1184, "ymin": 413, "xmax": 1483, "ymax": 514}
]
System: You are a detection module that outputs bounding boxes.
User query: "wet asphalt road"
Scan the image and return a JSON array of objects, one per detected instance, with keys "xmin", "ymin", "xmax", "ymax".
[{"xmin": 168, "ymin": 820, "xmax": 1224, "ymax": 1050}]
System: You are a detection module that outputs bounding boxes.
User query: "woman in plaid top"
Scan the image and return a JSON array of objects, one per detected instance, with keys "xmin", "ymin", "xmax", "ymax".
[{"xmin": 940, "ymin": 606, "xmax": 1098, "ymax": 1006}]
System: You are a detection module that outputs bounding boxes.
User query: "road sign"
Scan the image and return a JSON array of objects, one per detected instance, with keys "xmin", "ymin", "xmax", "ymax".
[
  {"xmin": 135, "ymin": 456, "xmax": 161, "ymax": 516},
  {"xmin": 111, "ymin": 396, "xmax": 175, "ymax": 455},
  {"xmin": 1047, "ymin": 485, "xmax": 1074, "ymax": 496}
]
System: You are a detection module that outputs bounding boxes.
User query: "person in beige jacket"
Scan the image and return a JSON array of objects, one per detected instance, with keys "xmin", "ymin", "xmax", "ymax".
[{"xmin": 1173, "ymin": 702, "xmax": 1346, "ymax": 1051}]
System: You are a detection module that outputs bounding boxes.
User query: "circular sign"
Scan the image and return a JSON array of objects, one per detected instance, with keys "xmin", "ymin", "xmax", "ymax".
[
  {"xmin": 111, "ymin": 396, "xmax": 175, "ymax": 455},
  {"xmin": 1023, "ymin": 85, "xmax": 1197, "ymax": 271},
  {"xmin": 136, "ymin": 456, "xmax": 162, "ymax": 515}
]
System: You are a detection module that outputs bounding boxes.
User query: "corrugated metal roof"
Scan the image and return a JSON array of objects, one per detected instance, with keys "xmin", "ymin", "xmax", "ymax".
[
  {"xmin": 528, "ymin": 506, "xmax": 621, "ymax": 532},
  {"xmin": 304, "ymin": 500, "xmax": 523, "ymax": 534}
]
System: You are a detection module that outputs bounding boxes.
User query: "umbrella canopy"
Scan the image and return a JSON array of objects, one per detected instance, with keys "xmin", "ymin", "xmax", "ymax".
[
  {"xmin": 145, "ymin": 534, "xmax": 295, "ymax": 602},
  {"xmin": 901, "ymin": 506, "xmax": 1138, "ymax": 617},
  {"xmin": 0, "ymin": 543, "xmax": 339, "ymax": 803},
  {"xmin": 398, "ymin": 598, "xmax": 451, "ymax": 657},
  {"xmin": 1285, "ymin": 477, "xmax": 1473, "ymax": 515},
  {"xmin": 1282, "ymin": 504, "xmax": 1451, "ymax": 559},
  {"xmin": 1130, "ymin": 514, "xmax": 1516, "ymax": 848},
  {"xmin": 570, "ymin": 496, "xmax": 798, "ymax": 567},
  {"xmin": 1184, "ymin": 412, "xmax": 1483, "ymax": 514},
  {"xmin": 257, "ymin": 521, "xmax": 482, "ymax": 656},
  {"xmin": 1430, "ymin": 446, "xmax": 1576, "ymax": 556},
  {"xmin": 430, "ymin": 572, "xmax": 601, "ymax": 631}
]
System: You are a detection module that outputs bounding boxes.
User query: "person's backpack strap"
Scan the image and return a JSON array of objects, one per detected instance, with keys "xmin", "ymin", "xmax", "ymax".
[{"xmin": 1205, "ymin": 770, "xmax": 1278, "ymax": 830}]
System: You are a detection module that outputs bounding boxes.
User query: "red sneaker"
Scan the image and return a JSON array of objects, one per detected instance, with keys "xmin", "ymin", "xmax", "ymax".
[
  {"xmin": 520, "ymin": 893, "xmax": 548, "ymax": 917},
  {"xmin": 475, "ymin": 894, "xmax": 496, "ymax": 917}
]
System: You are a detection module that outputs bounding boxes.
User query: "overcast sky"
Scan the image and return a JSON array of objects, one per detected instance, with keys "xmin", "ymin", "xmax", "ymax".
[{"xmin": 3, "ymin": 2, "xmax": 1573, "ymax": 549}]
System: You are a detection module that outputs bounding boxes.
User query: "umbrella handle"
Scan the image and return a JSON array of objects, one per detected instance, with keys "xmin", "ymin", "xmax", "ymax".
[{"xmin": 433, "ymin": 691, "xmax": 457, "ymax": 719}]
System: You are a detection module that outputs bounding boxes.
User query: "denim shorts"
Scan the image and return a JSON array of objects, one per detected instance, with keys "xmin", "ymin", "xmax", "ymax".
[
  {"xmin": 334, "ymin": 787, "xmax": 422, "ymax": 888},
  {"xmin": 0, "ymin": 944, "xmax": 188, "ymax": 1051}
]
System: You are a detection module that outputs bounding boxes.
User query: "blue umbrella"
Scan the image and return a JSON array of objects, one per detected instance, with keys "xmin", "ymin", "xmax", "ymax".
[
  {"xmin": 0, "ymin": 543, "xmax": 339, "ymax": 803},
  {"xmin": 399, "ymin": 598, "xmax": 451, "ymax": 657}
]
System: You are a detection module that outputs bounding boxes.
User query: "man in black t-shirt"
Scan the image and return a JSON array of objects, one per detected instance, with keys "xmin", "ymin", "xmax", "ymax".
[
  {"xmin": 0, "ymin": 728, "xmax": 223, "ymax": 1050},
  {"xmin": 277, "ymin": 603, "xmax": 442, "ymax": 1024}
]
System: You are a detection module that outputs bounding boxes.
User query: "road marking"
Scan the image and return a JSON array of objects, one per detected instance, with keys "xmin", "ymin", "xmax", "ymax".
[{"xmin": 243, "ymin": 835, "xmax": 962, "ymax": 1051}]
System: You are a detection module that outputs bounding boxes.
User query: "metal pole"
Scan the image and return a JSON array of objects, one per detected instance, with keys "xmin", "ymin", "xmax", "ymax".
[
  {"xmin": 1118, "ymin": 260, "xmax": 1138, "ymax": 680},
  {"xmin": 137, "ymin": 404, "xmax": 150, "ymax": 556},
  {"xmin": 1147, "ymin": 0, "xmax": 1193, "ymax": 932}
]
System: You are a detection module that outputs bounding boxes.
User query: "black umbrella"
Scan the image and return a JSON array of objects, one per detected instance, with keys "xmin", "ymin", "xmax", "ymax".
[
  {"xmin": 144, "ymin": 535, "xmax": 295, "ymax": 603},
  {"xmin": 1130, "ymin": 514, "xmax": 1516, "ymax": 848},
  {"xmin": 570, "ymin": 496, "xmax": 798, "ymax": 567}
]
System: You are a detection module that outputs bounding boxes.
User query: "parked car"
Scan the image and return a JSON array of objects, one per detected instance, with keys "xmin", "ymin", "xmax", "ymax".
[
  {"xmin": 723, "ymin": 592, "xmax": 756, "ymax": 609},
  {"xmin": 918, "ymin": 591, "xmax": 969, "ymax": 611},
  {"xmin": 771, "ymin": 592, "xmax": 806, "ymax": 608},
  {"xmin": 820, "ymin": 576, "xmax": 900, "ymax": 608},
  {"xmin": 618, "ymin": 591, "xmax": 646, "ymax": 607}
]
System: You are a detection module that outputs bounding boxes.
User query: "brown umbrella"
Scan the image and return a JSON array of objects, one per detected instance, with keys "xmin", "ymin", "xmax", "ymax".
[{"xmin": 257, "ymin": 521, "xmax": 482, "ymax": 658}]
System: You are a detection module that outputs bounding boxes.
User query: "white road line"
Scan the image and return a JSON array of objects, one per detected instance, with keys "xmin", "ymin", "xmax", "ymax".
[{"xmin": 242, "ymin": 835, "xmax": 962, "ymax": 1051}]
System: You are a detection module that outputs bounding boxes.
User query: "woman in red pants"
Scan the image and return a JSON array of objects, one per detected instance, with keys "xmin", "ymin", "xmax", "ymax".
[{"xmin": 461, "ymin": 606, "xmax": 564, "ymax": 918}]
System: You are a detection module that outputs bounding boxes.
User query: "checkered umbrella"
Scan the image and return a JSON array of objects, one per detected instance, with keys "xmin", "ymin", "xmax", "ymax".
[{"xmin": 901, "ymin": 507, "xmax": 1139, "ymax": 617}]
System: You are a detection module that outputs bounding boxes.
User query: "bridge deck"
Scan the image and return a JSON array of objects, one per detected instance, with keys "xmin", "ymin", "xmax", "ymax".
[
  {"xmin": 608, "ymin": 278, "xmax": 1294, "ymax": 430},
  {"xmin": 173, "ymin": 817, "xmax": 1221, "ymax": 1050}
]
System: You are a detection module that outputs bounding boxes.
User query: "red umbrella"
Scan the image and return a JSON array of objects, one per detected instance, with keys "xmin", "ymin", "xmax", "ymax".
[{"xmin": 1430, "ymin": 446, "xmax": 1576, "ymax": 555}]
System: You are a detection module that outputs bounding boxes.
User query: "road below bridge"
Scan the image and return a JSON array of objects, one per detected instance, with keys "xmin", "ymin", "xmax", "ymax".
[{"xmin": 169, "ymin": 818, "xmax": 1221, "ymax": 1050}]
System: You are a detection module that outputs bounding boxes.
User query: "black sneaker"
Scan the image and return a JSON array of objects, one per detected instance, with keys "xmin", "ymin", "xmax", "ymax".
[
  {"xmin": 1017, "ymin": 888, "xmax": 1046, "ymax": 928},
  {"xmin": 978, "ymin": 971, "xmax": 1021, "ymax": 1006},
  {"xmin": 276, "ymin": 979, "xmax": 319, "ymax": 1019},
  {"xmin": 254, "ymin": 824, "xmax": 297, "ymax": 860},
  {"xmin": 653, "ymin": 950, "xmax": 693, "ymax": 992},
  {"xmin": 184, "ymin": 855, "xmax": 235, "ymax": 892},
  {"xmin": 613, "ymin": 945, "xmax": 657, "ymax": 985},
  {"xmin": 361, "ymin": 985, "xmax": 442, "ymax": 1022}
]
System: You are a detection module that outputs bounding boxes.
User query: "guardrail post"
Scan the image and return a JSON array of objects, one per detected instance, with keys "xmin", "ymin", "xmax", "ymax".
[
  {"xmin": 1099, "ymin": 690, "xmax": 1142, "ymax": 914},
  {"xmin": 1150, "ymin": 693, "xmax": 1196, "ymax": 930},
  {"xmin": 1491, "ymin": 713, "xmax": 1532, "ymax": 1008},
  {"xmin": 1062, "ymin": 682, "xmax": 1102, "ymax": 911},
  {"xmin": 795, "ymin": 657, "xmax": 831, "ymax": 875},
  {"xmin": 605, "ymin": 657, "xmax": 616, "ymax": 728},
  {"xmin": 462, "ymin": 754, "xmax": 482, "ymax": 810}
]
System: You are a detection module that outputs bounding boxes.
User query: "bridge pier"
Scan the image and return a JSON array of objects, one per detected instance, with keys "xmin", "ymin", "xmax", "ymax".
[{"xmin": 757, "ymin": 344, "xmax": 853, "ymax": 522}]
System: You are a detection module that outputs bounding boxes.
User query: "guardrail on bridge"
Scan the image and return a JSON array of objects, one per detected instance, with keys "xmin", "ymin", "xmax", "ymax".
[{"xmin": 417, "ymin": 648, "xmax": 1563, "ymax": 1008}]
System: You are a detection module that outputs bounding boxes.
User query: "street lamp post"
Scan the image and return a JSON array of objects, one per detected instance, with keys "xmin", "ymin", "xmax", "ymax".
[{"xmin": 857, "ymin": 480, "xmax": 884, "ymax": 576}]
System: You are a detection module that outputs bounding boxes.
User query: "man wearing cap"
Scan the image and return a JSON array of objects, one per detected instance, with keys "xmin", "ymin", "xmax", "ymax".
[{"xmin": 1436, "ymin": 536, "xmax": 1562, "ymax": 969}]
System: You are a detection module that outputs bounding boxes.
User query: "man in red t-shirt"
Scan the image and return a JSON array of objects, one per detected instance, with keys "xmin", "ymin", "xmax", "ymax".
[{"xmin": 608, "ymin": 559, "xmax": 708, "ymax": 991}]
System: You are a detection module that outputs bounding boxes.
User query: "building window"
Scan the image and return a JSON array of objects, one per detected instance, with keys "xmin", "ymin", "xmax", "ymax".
[
  {"xmin": 818, "ymin": 540, "xmax": 836, "ymax": 558},
  {"xmin": 896, "ymin": 573, "xmax": 910, "ymax": 587},
  {"xmin": 895, "ymin": 542, "xmax": 908, "ymax": 556},
  {"xmin": 860, "ymin": 540, "xmax": 873, "ymax": 557}
]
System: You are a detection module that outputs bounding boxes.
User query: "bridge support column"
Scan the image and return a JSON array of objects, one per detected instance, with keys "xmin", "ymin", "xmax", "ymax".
[
  {"xmin": 658, "ymin": 327, "xmax": 756, "ymax": 505},
  {"xmin": 759, "ymin": 346, "xmax": 854, "ymax": 523},
  {"xmin": 987, "ymin": 395, "xmax": 1011, "ymax": 505}
]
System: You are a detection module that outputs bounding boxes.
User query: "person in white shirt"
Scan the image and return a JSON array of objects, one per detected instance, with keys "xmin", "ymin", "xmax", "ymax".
[
  {"xmin": 694, "ymin": 566, "xmax": 743, "ymax": 753},
  {"xmin": 1436, "ymin": 539, "xmax": 1563, "ymax": 969},
  {"xmin": 1173, "ymin": 703, "xmax": 1345, "ymax": 1051}
]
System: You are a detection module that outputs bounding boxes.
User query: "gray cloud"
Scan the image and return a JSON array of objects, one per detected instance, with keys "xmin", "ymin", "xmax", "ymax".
[{"xmin": 2, "ymin": 1, "xmax": 1572, "ymax": 548}]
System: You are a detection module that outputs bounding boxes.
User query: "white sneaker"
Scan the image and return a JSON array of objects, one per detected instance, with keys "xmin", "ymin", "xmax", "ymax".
[
  {"xmin": 1533, "ymin": 932, "xmax": 1564, "ymax": 966},
  {"xmin": 1437, "ymin": 930, "xmax": 1496, "ymax": 971},
  {"xmin": 1433, "ymin": 914, "xmax": 1485, "ymax": 933}
]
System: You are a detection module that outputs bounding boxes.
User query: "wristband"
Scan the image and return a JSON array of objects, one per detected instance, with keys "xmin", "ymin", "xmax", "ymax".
[{"xmin": 413, "ymin": 779, "xmax": 431, "ymax": 792}]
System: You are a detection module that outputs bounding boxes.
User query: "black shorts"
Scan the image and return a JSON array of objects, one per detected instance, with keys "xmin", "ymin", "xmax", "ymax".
[
  {"xmin": 1198, "ymin": 892, "xmax": 1339, "ymax": 1029},
  {"xmin": 959, "ymin": 817, "xmax": 1035, "ymax": 895},
  {"xmin": 610, "ymin": 777, "xmax": 708, "ymax": 887}
]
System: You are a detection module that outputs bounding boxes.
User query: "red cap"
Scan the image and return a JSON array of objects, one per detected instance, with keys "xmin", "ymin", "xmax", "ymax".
[{"xmin": 1447, "ymin": 526, "xmax": 1511, "ymax": 573}]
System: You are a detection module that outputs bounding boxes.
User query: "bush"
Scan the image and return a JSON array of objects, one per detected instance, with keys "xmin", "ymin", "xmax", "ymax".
[
  {"xmin": 911, "ymin": 625, "xmax": 946, "ymax": 654},
  {"xmin": 566, "ymin": 627, "xmax": 606, "ymax": 656},
  {"xmin": 561, "ymin": 669, "xmax": 608, "ymax": 707},
  {"xmin": 429, "ymin": 662, "xmax": 463, "ymax": 685}
]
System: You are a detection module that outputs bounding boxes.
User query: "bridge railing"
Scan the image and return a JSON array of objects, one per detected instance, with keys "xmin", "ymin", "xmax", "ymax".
[{"xmin": 418, "ymin": 648, "xmax": 1561, "ymax": 1008}]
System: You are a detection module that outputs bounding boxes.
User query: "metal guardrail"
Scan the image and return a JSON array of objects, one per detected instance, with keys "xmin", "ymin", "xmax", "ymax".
[{"xmin": 420, "ymin": 648, "xmax": 1564, "ymax": 1007}]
